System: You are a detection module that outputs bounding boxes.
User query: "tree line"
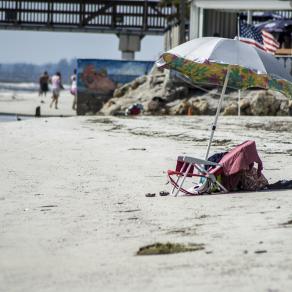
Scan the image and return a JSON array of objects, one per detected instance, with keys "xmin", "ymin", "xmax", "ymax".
[{"xmin": 0, "ymin": 58, "xmax": 77, "ymax": 84}]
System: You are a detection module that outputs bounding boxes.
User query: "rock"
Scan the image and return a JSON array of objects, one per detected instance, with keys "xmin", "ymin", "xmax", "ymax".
[
  {"xmin": 223, "ymin": 102, "xmax": 238, "ymax": 115},
  {"xmin": 98, "ymin": 66, "xmax": 292, "ymax": 116},
  {"xmin": 113, "ymin": 84, "xmax": 131, "ymax": 98},
  {"xmin": 239, "ymin": 98, "xmax": 251, "ymax": 115},
  {"xmin": 131, "ymin": 76, "xmax": 147, "ymax": 90},
  {"xmin": 165, "ymin": 86, "xmax": 189, "ymax": 102},
  {"xmin": 101, "ymin": 103, "xmax": 122, "ymax": 116},
  {"xmin": 152, "ymin": 96, "xmax": 165, "ymax": 103},
  {"xmin": 100, "ymin": 97, "xmax": 133, "ymax": 115},
  {"xmin": 149, "ymin": 73, "xmax": 166, "ymax": 88},
  {"xmin": 85, "ymin": 111, "xmax": 95, "ymax": 116},
  {"xmin": 147, "ymin": 100, "xmax": 160, "ymax": 112},
  {"xmin": 160, "ymin": 108, "xmax": 167, "ymax": 115},
  {"xmin": 168, "ymin": 99, "xmax": 190, "ymax": 115},
  {"xmin": 147, "ymin": 96, "xmax": 166, "ymax": 114},
  {"xmin": 277, "ymin": 100, "xmax": 289, "ymax": 116},
  {"xmin": 250, "ymin": 91, "xmax": 280, "ymax": 116},
  {"xmin": 191, "ymin": 99, "xmax": 209, "ymax": 115},
  {"xmin": 288, "ymin": 100, "xmax": 292, "ymax": 115}
]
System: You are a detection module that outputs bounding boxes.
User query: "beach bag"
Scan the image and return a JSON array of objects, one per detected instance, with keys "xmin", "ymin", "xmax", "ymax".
[{"xmin": 240, "ymin": 167, "xmax": 268, "ymax": 191}]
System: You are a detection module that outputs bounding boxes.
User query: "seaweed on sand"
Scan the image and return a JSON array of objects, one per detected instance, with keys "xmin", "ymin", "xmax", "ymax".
[
  {"xmin": 86, "ymin": 118, "xmax": 113, "ymax": 124},
  {"xmin": 136, "ymin": 242, "xmax": 204, "ymax": 255},
  {"xmin": 245, "ymin": 121, "xmax": 292, "ymax": 132}
]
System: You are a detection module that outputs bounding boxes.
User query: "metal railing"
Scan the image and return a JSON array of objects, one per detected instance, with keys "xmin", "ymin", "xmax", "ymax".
[{"xmin": 0, "ymin": 0, "xmax": 178, "ymax": 35}]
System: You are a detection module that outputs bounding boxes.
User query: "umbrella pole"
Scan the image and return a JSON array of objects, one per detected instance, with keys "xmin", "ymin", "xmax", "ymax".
[
  {"xmin": 238, "ymin": 89, "xmax": 241, "ymax": 116},
  {"xmin": 205, "ymin": 65, "xmax": 231, "ymax": 160}
]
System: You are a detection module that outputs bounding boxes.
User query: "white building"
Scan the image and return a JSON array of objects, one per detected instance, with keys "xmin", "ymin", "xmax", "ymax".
[{"xmin": 189, "ymin": 0, "xmax": 292, "ymax": 39}]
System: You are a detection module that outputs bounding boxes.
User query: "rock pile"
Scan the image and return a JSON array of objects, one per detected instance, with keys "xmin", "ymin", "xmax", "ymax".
[{"xmin": 99, "ymin": 67, "xmax": 292, "ymax": 116}]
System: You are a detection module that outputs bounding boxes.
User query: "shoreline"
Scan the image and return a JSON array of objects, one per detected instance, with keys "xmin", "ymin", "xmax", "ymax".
[
  {"xmin": 0, "ymin": 88, "xmax": 76, "ymax": 117},
  {"xmin": 0, "ymin": 112, "xmax": 74, "ymax": 117}
]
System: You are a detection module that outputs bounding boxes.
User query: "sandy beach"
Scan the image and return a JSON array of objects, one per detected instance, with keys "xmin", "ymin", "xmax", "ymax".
[{"xmin": 1, "ymin": 114, "xmax": 292, "ymax": 292}]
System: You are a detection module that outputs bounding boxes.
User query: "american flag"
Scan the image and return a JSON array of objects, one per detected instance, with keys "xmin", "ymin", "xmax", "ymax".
[{"xmin": 238, "ymin": 22, "xmax": 280, "ymax": 54}]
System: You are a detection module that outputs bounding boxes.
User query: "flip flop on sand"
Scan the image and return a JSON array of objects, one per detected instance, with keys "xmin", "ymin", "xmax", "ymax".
[
  {"xmin": 145, "ymin": 193, "xmax": 156, "ymax": 197},
  {"xmin": 159, "ymin": 191, "xmax": 170, "ymax": 196}
]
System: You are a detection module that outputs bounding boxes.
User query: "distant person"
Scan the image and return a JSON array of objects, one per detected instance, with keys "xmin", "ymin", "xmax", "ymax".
[
  {"xmin": 39, "ymin": 71, "xmax": 49, "ymax": 97},
  {"xmin": 50, "ymin": 72, "xmax": 63, "ymax": 110},
  {"xmin": 70, "ymin": 69, "xmax": 77, "ymax": 110}
]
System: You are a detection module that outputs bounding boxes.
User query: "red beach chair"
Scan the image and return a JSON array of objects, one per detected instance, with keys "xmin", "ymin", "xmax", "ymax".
[{"xmin": 168, "ymin": 140, "xmax": 263, "ymax": 196}]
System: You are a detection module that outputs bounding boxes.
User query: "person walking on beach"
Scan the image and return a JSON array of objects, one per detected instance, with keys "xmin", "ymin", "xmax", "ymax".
[
  {"xmin": 39, "ymin": 71, "xmax": 49, "ymax": 97},
  {"xmin": 50, "ymin": 72, "xmax": 63, "ymax": 110},
  {"xmin": 70, "ymin": 69, "xmax": 77, "ymax": 110}
]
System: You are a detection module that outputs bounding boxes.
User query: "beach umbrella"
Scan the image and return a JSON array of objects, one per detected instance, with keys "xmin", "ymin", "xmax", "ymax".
[{"xmin": 156, "ymin": 37, "xmax": 292, "ymax": 159}]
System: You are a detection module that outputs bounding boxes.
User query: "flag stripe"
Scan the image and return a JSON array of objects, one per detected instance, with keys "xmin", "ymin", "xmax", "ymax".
[
  {"xmin": 262, "ymin": 32, "xmax": 277, "ymax": 42},
  {"xmin": 238, "ymin": 37, "xmax": 265, "ymax": 50},
  {"xmin": 264, "ymin": 40, "xmax": 278, "ymax": 49},
  {"xmin": 262, "ymin": 30, "xmax": 280, "ymax": 54},
  {"xmin": 262, "ymin": 30, "xmax": 279, "ymax": 54},
  {"xmin": 263, "ymin": 37, "xmax": 279, "ymax": 48}
]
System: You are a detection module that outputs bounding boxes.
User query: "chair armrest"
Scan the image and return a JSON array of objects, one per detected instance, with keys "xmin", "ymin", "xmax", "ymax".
[{"xmin": 177, "ymin": 155, "xmax": 221, "ymax": 167}]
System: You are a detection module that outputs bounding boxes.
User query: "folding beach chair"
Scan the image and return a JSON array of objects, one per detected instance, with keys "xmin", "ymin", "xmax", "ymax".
[
  {"xmin": 167, "ymin": 156, "xmax": 227, "ymax": 196},
  {"xmin": 167, "ymin": 140, "xmax": 263, "ymax": 196}
]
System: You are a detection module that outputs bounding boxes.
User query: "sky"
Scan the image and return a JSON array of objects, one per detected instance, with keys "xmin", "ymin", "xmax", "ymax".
[{"xmin": 0, "ymin": 30, "xmax": 164, "ymax": 65}]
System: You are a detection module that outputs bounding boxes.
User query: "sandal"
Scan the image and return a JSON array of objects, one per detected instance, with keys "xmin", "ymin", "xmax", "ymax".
[
  {"xmin": 159, "ymin": 191, "xmax": 170, "ymax": 196},
  {"xmin": 145, "ymin": 193, "xmax": 156, "ymax": 197}
]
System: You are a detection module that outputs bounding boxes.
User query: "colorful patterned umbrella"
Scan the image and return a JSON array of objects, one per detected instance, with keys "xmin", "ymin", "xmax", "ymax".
[{"xmin": 156, "ymin": 37, "xmax": 292, "ymax": 158}]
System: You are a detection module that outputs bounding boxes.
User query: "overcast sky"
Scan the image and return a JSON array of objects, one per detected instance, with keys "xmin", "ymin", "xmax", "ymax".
[{"xmin": 0, "ymin": 30, "xmax": 164, "ymax": 64}]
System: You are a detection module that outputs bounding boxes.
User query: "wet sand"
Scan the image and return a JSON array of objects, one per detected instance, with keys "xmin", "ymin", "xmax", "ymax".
[{"xmin": 1, "ymin": 115, "xmax": 292, "ymax": 292}]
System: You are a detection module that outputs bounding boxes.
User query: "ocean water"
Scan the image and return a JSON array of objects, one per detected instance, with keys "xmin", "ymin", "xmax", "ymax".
[
  {"xmin": 0, "ymin": 82, "xmax": 38, "ymax": 92},
  {"xmin": 0, "ymin": 82, "xmax": 69, "ymax": 93}
]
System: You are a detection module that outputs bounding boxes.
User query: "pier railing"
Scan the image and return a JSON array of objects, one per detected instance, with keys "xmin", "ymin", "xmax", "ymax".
[{"xmin": 0, "ymin": 0, "xmax": 178, "ymax": 35}]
